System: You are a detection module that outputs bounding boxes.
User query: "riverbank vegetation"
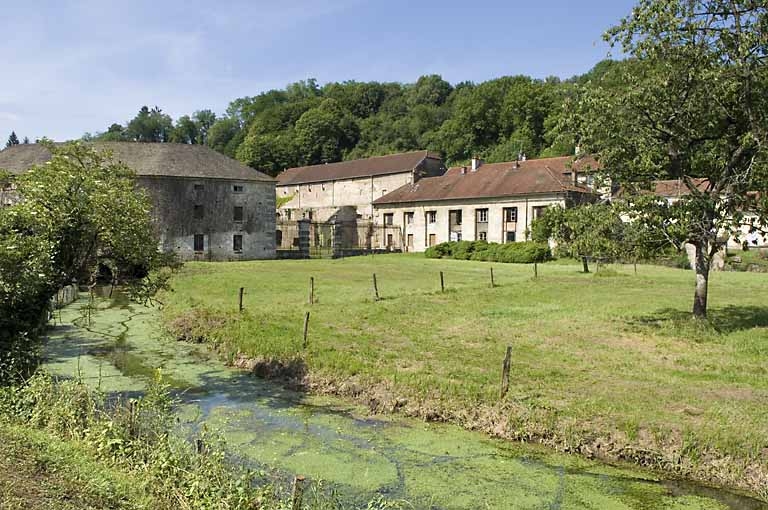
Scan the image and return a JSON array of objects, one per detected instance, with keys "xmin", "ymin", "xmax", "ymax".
[
  {"xmin": 0, "ymin": 142, "xmax": 171, "ymax": 384},
  {"xmin": 0, "ymin": 371, "xmax": 403, "ymax": 509},
  {"xmin": 162, "ymin": 255, "xmax": 768, "ymax": 499}
]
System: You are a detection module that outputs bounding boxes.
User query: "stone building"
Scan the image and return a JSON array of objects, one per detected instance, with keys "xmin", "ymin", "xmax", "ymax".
[
  {"xmin": 0, "ymin": 142, "xmax": 276, "ymax": 261},
  {"xmin": 276, "ymin": 150, "xmax": 445, "ymax": 223},
  {"xmin": 372, "ymin": 156, "xmax": 597, "ymax": 252}
]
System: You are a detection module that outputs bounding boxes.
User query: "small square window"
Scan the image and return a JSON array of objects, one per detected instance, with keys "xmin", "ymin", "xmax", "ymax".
[
  {"xmin": 233, "ymin": 206, "xmax": 244, "ymax": 222},
  {"xmin": 233, "ymin": 234, "xmax": 243, "ymax": 252},
  {"xmin": 427, "ymin": 211, "xmax": 437, "ymax": 223},
  {"xmin": 233, "ymin": 185, "xmax": 244, "ymax": 193},
  {"xmin": 384, "ymin": 213, "xmax": 394, "ymax": 226},
  {"xmin": 504, "ymin": 207, "xmax": 518, "ymax": 223},
  {"xmin": 506, "ymin": 231, "xmax": 516, "ymax": 243},
  {"xmin": 476, "ymin": 209, "xmax": 488, "ymax": 223},
  {"xmin": 193, "ymin": 205, "xmax": 204, "ymax": 219},
  {"xmin": 193, "ymin": 234, "xmax": 204, "ymax": 252},
  {"xmin": 405, "ymin": 212, "xmax": 414, "ymax": 224},
  {"xmin": 193, "ymin": 184, "xmax": 204, "ymax": 191},
  {"xmin": 479, "ymin": 231, "xmax": 487, "ymax": 241}
]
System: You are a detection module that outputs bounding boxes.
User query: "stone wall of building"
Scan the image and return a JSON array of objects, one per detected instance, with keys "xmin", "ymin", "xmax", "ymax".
[
  {"xmin": 277, "ymin": 156, "xmax": 445, "ymax": 223},
  {"xmin": 139, "ymin": 176, "xmax": 276, "ymax": 261},
  {"xmin": 373, "ymin": 194, "xmax": 569, "ymax": 252}
]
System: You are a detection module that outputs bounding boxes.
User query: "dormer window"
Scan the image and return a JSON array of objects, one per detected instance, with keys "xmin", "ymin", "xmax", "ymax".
[{"xmin": 233, "ymin": 184, "xmax": 244, "ymax": 193}]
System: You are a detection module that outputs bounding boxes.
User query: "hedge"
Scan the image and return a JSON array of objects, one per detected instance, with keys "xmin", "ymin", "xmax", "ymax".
[{"xmin": 425, "ymin": 240, "xmax": 550, "ymax": 264}]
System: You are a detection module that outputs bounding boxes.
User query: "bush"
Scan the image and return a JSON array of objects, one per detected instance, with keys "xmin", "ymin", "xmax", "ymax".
[
  {"xmin": 425, "ymin": 240, "xmax": 550, "ymax": 264},
  {"xmin": 425, "ymin": 242, "xmax": 454, "ymax": 259}
]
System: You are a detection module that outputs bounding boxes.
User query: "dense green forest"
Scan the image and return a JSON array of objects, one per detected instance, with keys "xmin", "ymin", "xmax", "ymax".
[{"xmin": 84, "ymin": 61, "xmax": 616, "ymax": 176}]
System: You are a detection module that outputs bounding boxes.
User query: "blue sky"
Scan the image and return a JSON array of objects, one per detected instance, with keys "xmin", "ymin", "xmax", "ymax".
[{"xmin": 1, "ymin": 0, "xmax": 636, "ymax": 142}]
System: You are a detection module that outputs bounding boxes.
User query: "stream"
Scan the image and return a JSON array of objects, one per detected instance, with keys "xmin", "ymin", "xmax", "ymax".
[{"xmin": 42, "ymin": 296, "xmax": 767, "ymax": 510}]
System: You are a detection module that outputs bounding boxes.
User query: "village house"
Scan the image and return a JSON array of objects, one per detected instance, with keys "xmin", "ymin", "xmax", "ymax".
[
  {"xmin": 649, "ymin": 178, "xmax": 767, "ymax": 249},
  {"xmin": 0, "ymin": 142, "xmax": 276, "ymax": 261},
  {"xmin": 372, "ymin": 156, "xmax": 597, "ymax": 252},
  {"xmin": 276, "ymin": 150, "xmax": 445, "ymax": 223}
]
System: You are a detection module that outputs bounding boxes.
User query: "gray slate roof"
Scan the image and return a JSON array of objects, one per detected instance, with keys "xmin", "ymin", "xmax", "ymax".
[{"xmin": 0, "ymin": 142, "xmax": 274, "ymax": 182}]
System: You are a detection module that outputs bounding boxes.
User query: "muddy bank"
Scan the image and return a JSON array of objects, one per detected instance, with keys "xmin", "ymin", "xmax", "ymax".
[{"xmin": 231, "ymin": 354, "xmax": 768, "ymax": 502}]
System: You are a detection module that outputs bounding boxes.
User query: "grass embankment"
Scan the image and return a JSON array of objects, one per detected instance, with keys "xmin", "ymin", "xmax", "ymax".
[
  {"xmin": 162, "ymin": 255, "xmax": 768, "ymax": 499},
  {"xmin": 0, "ymin": 423, "xmax": 150, "ymax": 509}
]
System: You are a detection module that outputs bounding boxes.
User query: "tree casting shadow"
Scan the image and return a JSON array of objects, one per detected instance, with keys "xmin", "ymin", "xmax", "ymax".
[{"xmin": 628, "ymin": 305, "xmax": 768, "ymax": 334}]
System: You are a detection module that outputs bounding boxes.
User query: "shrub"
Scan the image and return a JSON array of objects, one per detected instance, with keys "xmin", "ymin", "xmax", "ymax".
[
  {"xmin": 425, "ymin": 240, "xmax": 550, "ymax": 264},
  {"xmin": 425, "ymin": 242, "xmax": 454, "ymax": 259}
]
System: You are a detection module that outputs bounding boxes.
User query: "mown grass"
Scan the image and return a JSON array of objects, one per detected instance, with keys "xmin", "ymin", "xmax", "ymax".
[{"xmin": 162, "ymin": 254, "xmax": 768, "ymax": 495}]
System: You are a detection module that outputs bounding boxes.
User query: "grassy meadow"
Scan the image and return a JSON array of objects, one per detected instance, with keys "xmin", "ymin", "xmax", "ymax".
[{"xmin": 161, "ymin": 254, "xmax": 768, "ymax": 496}]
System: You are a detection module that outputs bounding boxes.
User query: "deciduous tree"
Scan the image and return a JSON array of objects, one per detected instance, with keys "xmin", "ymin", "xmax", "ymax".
[{"xmin": 572, "ymin": 0, "xmax": 768, "ymax": 318}]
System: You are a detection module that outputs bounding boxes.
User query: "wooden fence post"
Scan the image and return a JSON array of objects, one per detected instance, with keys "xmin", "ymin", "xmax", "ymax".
[
  {"xmin": 372, "ymin": 273, "xmax": 380, "ymax": 301},
  {"xmin": 238, "ymin": 287, "xmax": 244, "ymax": 312},
  {"xmin": 308, "ymin": 277, "xmax": 314, "ymax": 305},
  {"xmin": 302, "ymin": 312, "xmax": 310, "ymax": 349},
  {"xmin": 490, "ymin": 267, "xmax": 495, "ymax": 288},
  {"xmin": 500, "ymin": 345, "xmax": 512, "ymax": 399},
  {"xmin": 291, "ymin": 476, "xmax": 305, "ymax": 510},
  {"xmin": 534, "ymin": 262, "xmax": 538, "ymax": 279},
  {"xmin": 440, "ymin": 271, "xmax": 445, "ymax": 292}
]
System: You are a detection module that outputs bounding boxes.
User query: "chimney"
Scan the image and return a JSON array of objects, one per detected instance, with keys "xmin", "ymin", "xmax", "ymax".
[{"xmin": 471, "ymin": 156, "xmax": 482, "ymax": 172}]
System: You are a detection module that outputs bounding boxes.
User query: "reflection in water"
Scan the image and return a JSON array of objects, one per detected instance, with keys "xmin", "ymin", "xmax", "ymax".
[{"xmin": 43, "ymin": 296, "xmax": 767, "ymax": 510}]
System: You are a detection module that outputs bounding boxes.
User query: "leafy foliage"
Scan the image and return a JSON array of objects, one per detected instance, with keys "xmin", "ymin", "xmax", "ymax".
[
  {"xmin": 92, "ymin": 70, "xmax": 606, "ymax": 175},
  {"xmin": 569, "ymin": 0, "xmax": 768, "ymax": 316},
  {"xmin": 425, "ymin": 240, "xmax": 550, "ymax": 263},
  {"xmin": 0, "ymin": 142, "xmax": 168, "ymax": 383},
  {"xmin": 532, "ymin": 204, "xmax": 624, "ymax": 272}
]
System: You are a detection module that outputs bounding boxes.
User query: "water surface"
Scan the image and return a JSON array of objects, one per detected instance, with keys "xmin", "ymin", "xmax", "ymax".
[{"xmin": 43, "ymin": 297, "xmax": 766, "ymax": 509}]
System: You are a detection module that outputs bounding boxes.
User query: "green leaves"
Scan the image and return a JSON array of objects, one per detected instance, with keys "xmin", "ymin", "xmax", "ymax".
[{"xmin": 0, "ymin": 142, "xmax": 164, "ymax": 383}]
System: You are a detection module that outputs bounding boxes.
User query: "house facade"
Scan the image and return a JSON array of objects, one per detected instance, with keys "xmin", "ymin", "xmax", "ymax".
[
  {"xmin": 276, "ymin": 151, "xmax": 445, "ymax": 223},
  {"xmin": 372, "ymin": 156, "xmax": 597, "ymax": 252},
  {"xmin": 0, "ymin": 142, "xmax": 276, "ymax": 261},
  {"xmin": 650, "ymin": 178, "xmax": 767, "ymax": 249}
]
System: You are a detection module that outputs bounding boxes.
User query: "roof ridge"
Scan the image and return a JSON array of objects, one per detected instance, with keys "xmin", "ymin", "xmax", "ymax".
[{"xmin": 283, "ymin": 150, "xmax": 428, "ymax": 172}]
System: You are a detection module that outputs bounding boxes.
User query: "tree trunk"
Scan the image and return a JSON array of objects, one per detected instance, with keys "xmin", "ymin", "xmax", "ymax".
[
  {"xmin": 581, "ymin": 256, "xmax": 590, "ymax": 273},
  {"xmin": 692, "ymin": 242, "xmax": 710, "ymax": 319}
]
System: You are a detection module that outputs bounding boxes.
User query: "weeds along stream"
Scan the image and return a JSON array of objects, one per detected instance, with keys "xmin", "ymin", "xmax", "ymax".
[{"xmin": 40, "ymin": 293, "xmax": 767, "ymax": 510}]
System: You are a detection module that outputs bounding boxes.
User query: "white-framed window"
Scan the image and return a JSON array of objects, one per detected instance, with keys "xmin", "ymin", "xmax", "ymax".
[
  {"xmin": 476, "ymin": 208, "xmax": 488, "ymax": 223},
  {"xmin": 383, "ymin": 213, "xmax": 394, "ymax": 226},
  {"xmin": 504, "ymin": 207, "xmax": 518, "ymax": 222},
  {"xmin": 405, "ymin": 212, "xmax": 414, "ymax": 224},
  {"xmin": 479, "ymin": 232, "xmax": 487, "ymax": 241},
  {"xmin": 427, "ymin": 211, "xmax": 437, "ymax": 223}
]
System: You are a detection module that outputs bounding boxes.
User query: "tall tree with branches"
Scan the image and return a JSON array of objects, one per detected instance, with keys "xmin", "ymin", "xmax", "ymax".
[{"xmin": 572, "ymin": 0, "xmax": 768, "ymax": 318}]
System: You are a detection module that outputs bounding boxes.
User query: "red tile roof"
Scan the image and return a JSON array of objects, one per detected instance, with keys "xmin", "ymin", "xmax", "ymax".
[
  {"xmin": 373, "ymin": 156, "xmax": 597, "ymax": 205},
  {"xmin": 652, "ymin": 178, "xmax": 710, "ymax": 197},
  {"xmin": 276, "ymin": 150, "xmax": 440, "ymax": 185}
]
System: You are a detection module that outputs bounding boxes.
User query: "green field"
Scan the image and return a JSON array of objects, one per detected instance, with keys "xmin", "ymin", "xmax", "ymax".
[{"xmin": 161, "ymin": 254, "xmax": 768, "ymax": 497}]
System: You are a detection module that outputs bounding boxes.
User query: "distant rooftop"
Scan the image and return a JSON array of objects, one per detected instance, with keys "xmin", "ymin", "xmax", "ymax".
[
  {"xmin": 373, "ymin": 155, "xmax": 597, "ymax": 205},
  {"xmin": 0, "ymin": 142, "xmax": 274, "ymax": 182},
  {"xmin": 276, "ymin": 150, "xmax": 441, "ymax": 186}
]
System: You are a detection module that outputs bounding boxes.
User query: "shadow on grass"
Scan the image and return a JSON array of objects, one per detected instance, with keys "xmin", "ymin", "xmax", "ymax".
[{"xmin": 627, "ymin": 305, "xmax": 768, "ymax": 337}]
